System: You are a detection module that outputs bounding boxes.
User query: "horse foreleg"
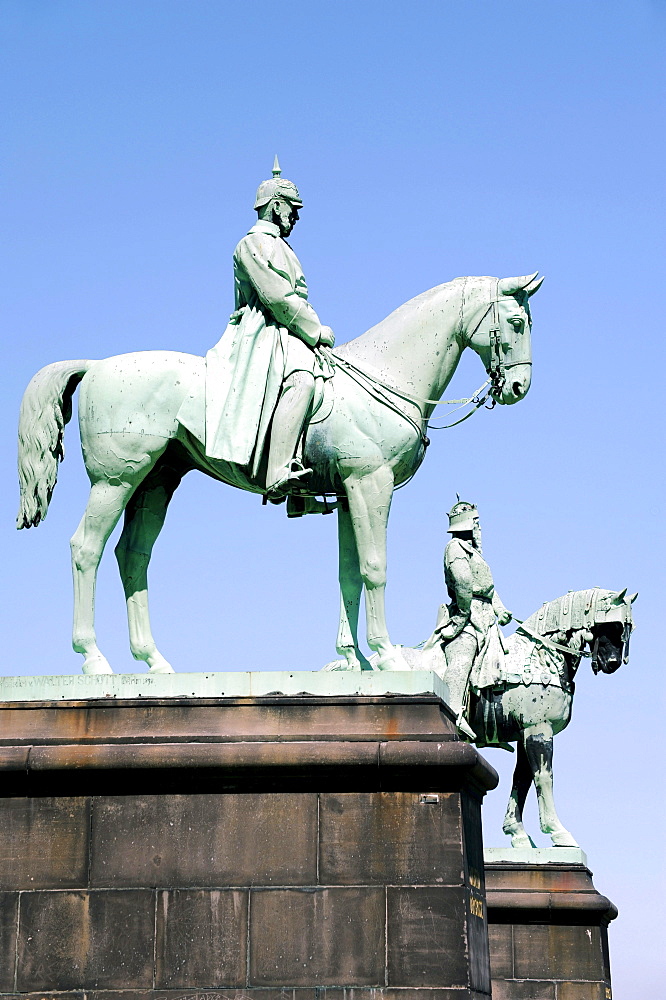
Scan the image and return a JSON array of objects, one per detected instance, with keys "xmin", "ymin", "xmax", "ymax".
[
  {"xmin": 523, "ymin": 723, "xmax": 579, "ymax": 847},
  {"xmin": 335, "ymin": 506, "xmax": 371, "ymax": 670},
  {"xmin": 503, "ymin": 738, "xmax": 537, "ymax": 848},
  {"xmin": 114, "ymin": 463, "xmax": 183, "ymax": 673},
  {"xmin": 71, "ymin": 481, "xmax": 135, "ymax": 674},
  {"xmin": 344, "ymin": 466, "xmax": 407, "ymax": 671}
]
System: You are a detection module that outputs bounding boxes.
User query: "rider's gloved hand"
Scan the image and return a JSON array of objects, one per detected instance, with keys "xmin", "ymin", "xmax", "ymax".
[
  {"xmin": 497, "ymin": 609, "xmax": 512, "ymax": 626},
  {"xmin": 319, "ymin": 326, "xmax": 335, "ymax": 348}
]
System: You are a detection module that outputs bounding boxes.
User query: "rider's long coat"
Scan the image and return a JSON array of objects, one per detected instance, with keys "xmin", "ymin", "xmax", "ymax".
[{"xmin": 204, "ymin": 219, "xmax": 327, "ymax": 473}]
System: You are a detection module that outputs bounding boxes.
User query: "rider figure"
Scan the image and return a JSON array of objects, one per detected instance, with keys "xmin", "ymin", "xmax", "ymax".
[
  {"xmin": 204, "ymin": 156, "xmax": 335, "ymax": 495},
  {"xmin": 426, "ymin": 500, "xmax": 512, "ymax": 739}
]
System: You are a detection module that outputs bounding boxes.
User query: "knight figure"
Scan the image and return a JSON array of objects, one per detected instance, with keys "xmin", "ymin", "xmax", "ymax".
[
  {"xmin": 204, "ymin": 156, "xmax": 335, "ymax": 496},
  {"xmin": 424, "ymin": 500, "xmax": 512, "ymax": 738}
]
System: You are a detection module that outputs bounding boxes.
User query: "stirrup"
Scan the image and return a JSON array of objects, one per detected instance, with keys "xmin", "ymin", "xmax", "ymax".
[
  {"xmin": 455, "ymin": 712, "xmax": 477, "ymax": 741},
  {"xmin": 266, "ymin": 460, "xmax": 312, "ymax": 498}
]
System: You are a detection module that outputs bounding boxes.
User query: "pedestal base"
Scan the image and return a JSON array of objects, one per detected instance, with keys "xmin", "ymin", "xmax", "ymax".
[
  {"xmin": 484, "ymin": 849, "xmax": 617, "ymax": 1000},
  {"xmin": 0, "ymin": 673, "xmax": 496, "ymax": 997}
]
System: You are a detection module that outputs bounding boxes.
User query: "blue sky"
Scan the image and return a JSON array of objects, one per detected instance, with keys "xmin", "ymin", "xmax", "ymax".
[{"xmin": 2, "ymin": 1, "xmax": 664, "ymax": 992}]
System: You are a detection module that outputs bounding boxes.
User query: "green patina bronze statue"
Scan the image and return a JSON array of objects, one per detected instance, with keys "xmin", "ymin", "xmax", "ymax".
[
  {"xmin": 205, "ymin": 157, "xmax": 335, "ymax": 496},
  {"xmin": 422, "ymin": 499, "xmax": 512, "ymax": 739},
  {"xmin": 16, "ymin": 160, "xmax": 542, "ymax": 676}
]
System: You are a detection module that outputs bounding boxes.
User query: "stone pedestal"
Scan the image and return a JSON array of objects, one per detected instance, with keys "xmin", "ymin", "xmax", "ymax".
[
  {"xmin": 484, "ymin": 849, "xmax": 617, "ymax": 1000},
  {"xmin": 0, "ymin": 671, "xmax": 497, "ymax": 999}
]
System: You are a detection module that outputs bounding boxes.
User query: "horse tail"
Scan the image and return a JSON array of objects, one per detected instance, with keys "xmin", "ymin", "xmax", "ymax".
[{"xmin": 17, "ymin": 360, "xmax": 93, "ymax": 529}]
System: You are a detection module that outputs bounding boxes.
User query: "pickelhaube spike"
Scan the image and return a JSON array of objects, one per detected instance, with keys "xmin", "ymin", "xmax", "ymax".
[{"xmin": 272, "ymin": 155, "xmax": 282, "ymax": 177}]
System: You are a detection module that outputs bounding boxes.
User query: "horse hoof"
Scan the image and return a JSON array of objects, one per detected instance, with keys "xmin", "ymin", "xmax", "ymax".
[
  {"xmin": 322, "ymin": 658, "xmax": 358, "ymax": 672},
  {"xmin": 508, "ymin": 832, "xmax": 537, "ymax": 849},
  {"xmin": 375, "ymin": 647, "xmax": 410, "ymax": 671},
  {"xmin": 148, "ymin": 662, "xmax": 175, "ymax": 674},
  {"xmin": 82, "ymin": 654, "xmax": 114, "ymax": 675},
  {"xmin": 551, "ymin": 831, "xmax": 579, "ymax": 848}
]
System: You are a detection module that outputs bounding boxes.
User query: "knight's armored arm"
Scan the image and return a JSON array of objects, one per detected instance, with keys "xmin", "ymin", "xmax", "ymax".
[
  {"xmin": 445, "ymin": 551, "xmax": 474, "ymax": 616},
  {"xmin": 237, "ymin": 238, "xmax": 323, "ymax": 346},
  {"xmin": 492, "ymin": 591, "xmax": 512, "ymax": 625}
]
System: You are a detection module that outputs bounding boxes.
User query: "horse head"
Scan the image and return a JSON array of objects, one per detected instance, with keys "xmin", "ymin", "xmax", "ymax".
[
  {"xmin": 589, "ymin": 588, "xmax": 637, "ymax": 674},
  {"xmin": 464, "ymin": 273, "xmax": 543, "ymax": 405}
]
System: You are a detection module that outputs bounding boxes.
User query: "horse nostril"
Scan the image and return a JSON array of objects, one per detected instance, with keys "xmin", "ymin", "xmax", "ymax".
[{"xmin": 512, "ymin": 381, "xmax": 522, "ymax": 397}]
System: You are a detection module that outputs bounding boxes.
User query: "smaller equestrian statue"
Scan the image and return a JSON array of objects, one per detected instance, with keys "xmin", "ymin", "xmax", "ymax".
[{"xmin": 342, "ymin": 501, "xmax": 637, "ymax": 848}]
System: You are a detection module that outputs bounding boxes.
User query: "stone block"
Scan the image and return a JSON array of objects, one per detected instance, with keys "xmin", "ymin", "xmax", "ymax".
[
  {"xmin": 155, "ymin": 888, "xmax": 248, "ymax": 987},
  {"xmin": 386, "ymin": 886, "xmax": 468, "ymax": 987},
  {"xmin": 91, "ymin": 792, "xmax": 317, "ymax": 887},
  {"xmin": 0, "ymin": 892, "xmax": 18, "ymax": 991},
  {"xmin": 557, "ymin": 984, "xmax": 608, "ymax": 1000},
  {"xmin": 85, "ymin": 993, "xmax": 489, "ymax": 1000},
  {"xmin": 16, "ymin": 889, "xmax": 155, "ymax": 990},
  {"xmin": 319, "ymin": 791, "xmax": 463, "ymax": 885},
  {"xmin": 0, "ymin": 797, "xmax": 90, "ymax": 890},
  {"xmin": 248, "ymin": 887, "xmax": 385, "ymax": 986},
  {"xmin": 487, "ymin": 922, "xmax": 513, "ymax": 978},
  {"xmin": 512, "ymin": 924, "xmax": 604, "ymax": 982},
  {"xmin": 491, "ymin": 981, "xmax": 556, "ymax": 1000}
]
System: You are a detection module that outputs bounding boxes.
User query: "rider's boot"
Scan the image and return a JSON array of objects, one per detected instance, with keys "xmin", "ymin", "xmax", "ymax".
[{"xmin": 266, "ymin": 372, "xmax": 315, "ymax": 496}]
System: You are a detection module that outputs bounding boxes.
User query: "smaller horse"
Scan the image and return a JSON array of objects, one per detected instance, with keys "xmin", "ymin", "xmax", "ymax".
[{"xmin": 361, "ymin": 587, "xmax": 636, "ymax": 848}]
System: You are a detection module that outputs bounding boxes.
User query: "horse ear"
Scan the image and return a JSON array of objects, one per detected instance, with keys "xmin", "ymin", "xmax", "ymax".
[
  {"xmin": 613, "ymin": 588, "xmax": 628, "ymax": 605},
  {"xmin": 629, "ymin": 591, "xmax": 638, "ymax": 603},
  {"xmin": 499, "ymin": 272, "xmax": 540, "ymax": 296},
  {"xmin": 525, "ymin": 274, "xmax": 545, "ymax": 297}
]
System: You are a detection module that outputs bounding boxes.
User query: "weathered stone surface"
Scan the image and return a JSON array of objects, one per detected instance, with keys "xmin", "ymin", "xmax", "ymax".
[
  {"xmin": 16, "ymin": 890, "xmax": 155, "ymax": 990},
  {"xmin": 0, "ymin": 696, "xmax": 455, "ymax": 745},
  {"xmin": 512, "ymin": 924, "xmax": 604, "ymax": 981},
  {"xmin": 387, "ymin": 886, "xmax": 469, "ymax": 987},
  {"xmin": 249, "ymin": 887, "xmax": 385, "ymax": 986},
  {"xmin": 490, "ymin": 981, "xmax": 556, "ymax": 1000},
  {"xmin": 91, "ymin": 793, "xmax": 317, "ymax": 887},
  {"xmin": 0, "ymin": 695, "xmax": 497, "ymax": 995},
  {"xmin": 0, "ymin": 796, "xmax": 89, "ymax": 889},
  {"xmin": 487, "ymin": 923, "xmax": 513, "ymax": 979},
  {"xmin": 155, "ymin": 888, "xmax": 248, "ymax": 987},
  {"xmin": 556, "ymin": 983, "xmax": 608, "ymax": 1000},
  {"xmin": 485, "ymin": 860, "xmax": 615, "ymax": 999},
  {"xmin": 0, "ymin": 892, "xmax": 18, "ymax": 991},
  {"xmin": 319, "ymin": 791, "xmax": 463, "ymax": 885},
  {"xmin": 86, "ymin": 991, "xmax": 491, "ymax": 1000}
]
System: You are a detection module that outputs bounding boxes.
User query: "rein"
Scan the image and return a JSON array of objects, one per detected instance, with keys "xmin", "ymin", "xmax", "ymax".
[{"xmin": 514, "ymin": 618, "xmax": 592, "ymax": 659}]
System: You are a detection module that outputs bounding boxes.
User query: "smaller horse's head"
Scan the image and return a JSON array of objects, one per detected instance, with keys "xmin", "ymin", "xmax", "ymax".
[
  {"xmin": 464, "ymin": 273, "xmax": 544, "ymax": 405},
  {"xmin": 589, "ymin": 588, "xmax": 637, "ymax": 675}
]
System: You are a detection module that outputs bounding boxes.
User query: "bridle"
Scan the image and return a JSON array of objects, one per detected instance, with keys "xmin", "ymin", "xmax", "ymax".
[
  {"xmin": 460, "ymin": 278, "xmax": 533, "ymax": 404},
  {"xmin": 328, "ymin": 277, "xmax": 533, "ymax": 442}
]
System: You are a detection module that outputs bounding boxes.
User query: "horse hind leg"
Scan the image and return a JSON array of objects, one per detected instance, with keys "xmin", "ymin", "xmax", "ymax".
[
  {"xmin": 523, "ymin": 723, "xmax": 579, "ymax": 848},
  {"xmin": 502, "ymin": 738, "xmax": 537, "ymax": 848},
  {"xmin": 71, "ymin": 480, "xmax": 137, "ymax": 674},
  {"xmin": 114, "ymin": 459, "xmax": 185, "ymax": 673}
]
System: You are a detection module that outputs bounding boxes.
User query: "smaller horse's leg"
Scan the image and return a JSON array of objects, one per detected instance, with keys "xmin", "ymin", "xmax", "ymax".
[
  {"xmin": 523, "ymin": 723, "xmax": 579, "ymax": 848},
  {"xmin": 503, "ymin": 738, "xmax": 537, "ymax": 848},
  {"xmin": 344, "ymin": 467, "xmax": 408, "ymax": 671},
  {"xmin": 114, "ymin": 462, "xmax": 183, "ymax": 673},
  {"xmin": 334, "ymin": 506, "xmax": 371, "ymax": 670},
  {"xmin": 71, "ymin": 481, "xmax": 135, "ymax": 674}
]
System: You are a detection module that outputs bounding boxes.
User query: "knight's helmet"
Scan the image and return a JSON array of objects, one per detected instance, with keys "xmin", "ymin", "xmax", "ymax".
[
  {"xmin": 447, "ymin": 497, "xmax": 479, "ymax": 533},
  {"xmin": 254, "ymin": 155, "xmax": 303, "ymax": 211}
]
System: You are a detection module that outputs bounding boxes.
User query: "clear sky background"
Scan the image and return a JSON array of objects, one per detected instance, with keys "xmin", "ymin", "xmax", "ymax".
[{"xmin": 1, "ymin": 1, "xmax": 664, "ymax": 993}]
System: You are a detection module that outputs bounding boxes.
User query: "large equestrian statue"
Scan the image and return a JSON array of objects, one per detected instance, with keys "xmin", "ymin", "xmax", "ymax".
[{"xmin": 16, "ymin": 162, "xmax": 541, "ymax": 676}]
